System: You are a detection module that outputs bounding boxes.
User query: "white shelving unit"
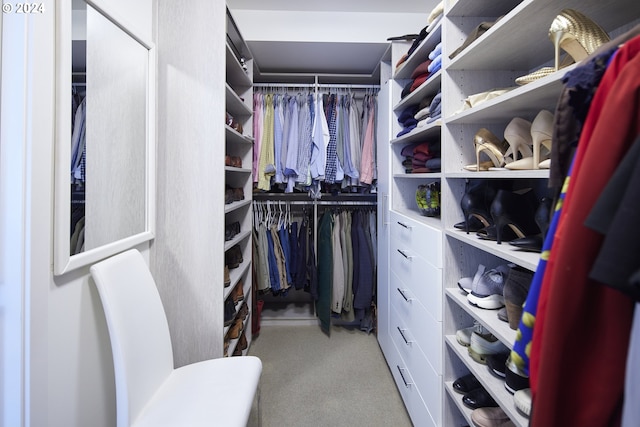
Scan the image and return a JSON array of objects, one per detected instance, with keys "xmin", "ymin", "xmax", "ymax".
[
  {"xmin": 377, "ymin": 0, "xmax": 640, "ymax": 426},
  {"xmin": 224, "ymin": 7, "xmax": 254, "ymax": 357}
]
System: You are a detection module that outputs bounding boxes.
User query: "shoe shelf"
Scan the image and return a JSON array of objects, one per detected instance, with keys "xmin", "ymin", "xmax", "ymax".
[
  {"xmin": 445, "ymin": 336, "xmax": 528, "ymax": 427},
  {"xmin": 445, "ymin": 228, "xmax": 540, "ymax": 272},
  {"xmin": 393, "ymin": 21, "xmax": 442, "ymax": 80},
  {"xmin": 447, "ymin": 0, "xmax": 521, "ymax": 18},
  {"xmin": 223, "ymin": 229, "xmax": 251, "ymax": 252},
  {"xmin": 443, "ymin": 380, "xmax": 475, "ymax": 427},
  {"xmin": 225, "ymin": 125, "xmax": 254, "ymax": 145},
  {"xmin": 224, "ymin": 166, "xmax": 252, "ymax": 174},
  {"xmin": 224, "ymin": 199, "xmax": 251, "ymax": 214},
  {"xmin": 446, "ymin": 289, "xmax": 516, "ymax": 346},
  {"xmin": 225, "ymin": 42, "xmax": 252, "ymax": 89},
  {"xmin": 225, "ymin": 83, "xmax": 252, "ymax": 117}
]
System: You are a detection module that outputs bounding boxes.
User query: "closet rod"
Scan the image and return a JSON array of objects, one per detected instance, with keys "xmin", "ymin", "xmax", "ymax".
[
  {"xmin": 253, "ymin": 200, "xmax": 376, "ymax": 206},
  {"xmin": 253, "ymin": 83, "xmax": 380, "ymax": 90}
]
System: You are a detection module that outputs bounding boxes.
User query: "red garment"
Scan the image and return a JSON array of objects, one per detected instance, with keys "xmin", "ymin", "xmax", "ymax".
[
  {"xmin": 410, "ymin": 74, "xmax": 429, "ymax": 92},
  {"xmin": 410, "ymin": 59, "xmax": 432, "ymax": 79},
  {"xmin": 530, "ymin": 37, "xmax": 640, "ymax": 427}
]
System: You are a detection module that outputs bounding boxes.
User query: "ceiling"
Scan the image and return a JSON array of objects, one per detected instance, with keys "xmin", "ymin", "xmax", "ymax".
[{"xmin": 227, "ymin": 0, "xmax": 435, "ymax": 84}]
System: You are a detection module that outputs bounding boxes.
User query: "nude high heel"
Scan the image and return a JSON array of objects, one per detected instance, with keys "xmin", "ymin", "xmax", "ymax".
[
  {"xmin": 472, "ymin": 128, "xmax": 510, "ymax": 171},
  {"xmin": 549, "ymin": 9, "xmax": 610, "ymax": 71},
  {"xmin": 530, "ymin": 110, "xmax": 554, "ymax": 169},
  {"xmin": 501, "ymin": 118, "xmax": 533, "ymax": 170}
]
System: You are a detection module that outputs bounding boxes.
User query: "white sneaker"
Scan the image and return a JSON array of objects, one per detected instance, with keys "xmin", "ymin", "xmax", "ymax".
[
  {"xmin": 467, "ymin": 263, "xmax": 514, "ymax": 310},
  {"xmin": 456, "ymin": 321, "xmax": 488, "ymax": 347},
  {"xmin": 468, "ymin": 330, "xmax": 509, "ymax": 364},
  {"xmin": 514, "ymin": 388, "xmax": 531, "ymax": 417}
]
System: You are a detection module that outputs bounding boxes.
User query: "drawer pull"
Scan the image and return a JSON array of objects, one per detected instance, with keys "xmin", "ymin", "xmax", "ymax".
[
  {"xmin": 397, "ymin": 249, "xmax": 412, "ymax": 259},
  {"xmin": 396, "ymin": 365, "xmax": 412, "ymax": 388},
  {"xmin": 397, "ymin": 326, "xmax": 412, "ymax": 345},
  {"xmin": 397, "ymin": 287, "xmax": 412, "ymax": 302},
  {"xmin": 397, "ymin": 221, "xmax": 412, "ymax": 230}
]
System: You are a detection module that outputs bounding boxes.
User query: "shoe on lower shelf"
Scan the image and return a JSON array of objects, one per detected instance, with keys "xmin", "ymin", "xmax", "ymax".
[
  {"xmin": 470, "ymin": 407, "xmax": 515, "ymax": 427},
  {"xmin": 468, "ymin": 330, "xmax": 509, "ymax": 364},
  {"xmin": 453, "ymin": 373, "xmax": 482, "ymax": 394},
  {"xmin": 514, "ymin": 388, "xmax": 531, "ymax": 417},
  {"xmin": 456, "ymin": 321, "xmax": 489, "ymax": 347},
  {"xmin": 486, "ymin": 352, "xmax": 509, "ymax": 378},
  {"xmin": 462, "ymin": 387, "xmax": 498, "ymax": 410},
  {"xmin": 505, "ymin": 355, "xmax": 530, "ymax": 394}
]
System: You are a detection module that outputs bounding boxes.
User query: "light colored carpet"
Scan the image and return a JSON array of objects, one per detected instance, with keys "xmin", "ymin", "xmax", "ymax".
[{"xmin": 247, "ymin": 324, "xmax": 412, "ymax": 427}]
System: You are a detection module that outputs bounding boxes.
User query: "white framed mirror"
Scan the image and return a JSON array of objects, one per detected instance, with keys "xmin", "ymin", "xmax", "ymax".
[{"xmin": 54, "ymin": 0, "xmax": 156, "ymax": 275}]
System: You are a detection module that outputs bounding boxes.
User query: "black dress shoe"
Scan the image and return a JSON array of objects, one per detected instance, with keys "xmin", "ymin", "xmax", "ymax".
[
  {"xmin": 453, "ymin": 373, "xmax": 482, "ymax": 394},
  {"xmin": 454, "ymin": 216, "xmax": 485, "ymax": 232},
  {"xmin": 462, "ymin": 387, "xmax": 498, "ymax": 409}
]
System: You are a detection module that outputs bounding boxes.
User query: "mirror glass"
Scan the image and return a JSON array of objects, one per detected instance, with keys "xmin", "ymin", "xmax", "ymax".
[{"xmin": 56, "ymin": 0, "xmax": 155, "ymax": 274}]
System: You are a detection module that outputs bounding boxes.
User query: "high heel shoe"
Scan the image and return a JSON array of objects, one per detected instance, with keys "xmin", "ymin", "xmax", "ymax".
[
  {"xmin": 531, "ymin": 110, "xmax": 554, "ymax": 169},
  {"xmin": 549, "ymin": 9, "xmax": 610, "ymax": 71},
  {"xmin": 505, "ymin": 111, "xmax": 554, "ymax": 170},
  {"xmin": 460, "ymin": 180, "xmax": 501, "ymax": 234},
  {"xmin": 471, "ymin": 128, "xmax": 510, "ymax": 171},
  {"xmin": 490, "ymin": 188, "xmax": 539, "ymax": 245},
  {"xmin": 509, "ymin": 197, "xmax": 553, "ymax": 252},
  {"xmin": 502, "ymin": 118, "xmax": 533, "ymax": 170}
]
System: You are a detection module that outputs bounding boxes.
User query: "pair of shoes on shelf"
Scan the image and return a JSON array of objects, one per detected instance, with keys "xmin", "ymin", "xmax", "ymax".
[
  {"xmin": 453, "ymin": 373, "xmax": 482, "ymax": 394},
  {"xmin": 225, "ymin": 112, "xmax": 244, "ymax": 134},
  {"xmin": 457, "ymin": 180, "xmax": 544, "ymax": 245},
  {"xmin": 227, "ymin": 317, "xmax": 244, "ymax": 340},
  {"xmin": 466, "ymin": 263, "xmax": 514, "ymax": 310},
  {"xmin": 225, "ymin": 244, "xmax": 243, "ymax": 269},
  {"xmin": 238, "ymin": 301, "xmax": 249, "ymax": 320},
  {"xmin": 502, "ymin": 266, "xmax": 534, "ymax": 330},
  {"xmin": 471, "ymin": 407, "xmax": 515, "ymax": 427},
  {"xmin": 225, "ymin": 221, "xmax": 241, "ymax": 241},
  {"xmin": 465, "ymin": 110, "xmax": 554, "ymax": 171},
  {"xmin": 505, "ymin": 355, "xmax": 529, "ymax": 394},
  {"xmin": 224, "ymin": 298, "xmax": 236, "ymax": 327},
  {"xmin": 462, "ymin": 386, "xmax": 498, "ymax": 410},
  {"xmin": 469, "ymin": 328, "xmax": 509, "ymax": 364},
  {"xmin": 225, "ymin": 155, "xmax": 243, "ymax": 168},
  {"xmin": 516, "ymin": 9, "xmax": 610, "ymax": 85},
  {"xmin": 456, "ymin": 321, "xmax": 488, "ymax": 347},
  {"xmin": 486, "ymin": 352, "xmax": 509, "ymax": 378},
  {"xmin": 225, "ymin": 186, "xmax": 245, "ymax": 205},
  {"xmin": 231, "ymin": 280, "xmax": 244, "ymax": 304},
  {"xmin": 508, "ymin": 196, "xmax": 552, "ymax": 253}
]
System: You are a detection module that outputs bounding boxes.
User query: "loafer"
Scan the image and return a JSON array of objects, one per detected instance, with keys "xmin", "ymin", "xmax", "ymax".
[
  {"xmin": 453, "ymin": 373, "xmax": 482, "ymax": 394},
  {"xmin": 471, "ymin": 407, "xmax": 514, "ymax": 427},
  {"xmin": 462, "ymin": 387, "xmax": 498, "ymax": 409}
]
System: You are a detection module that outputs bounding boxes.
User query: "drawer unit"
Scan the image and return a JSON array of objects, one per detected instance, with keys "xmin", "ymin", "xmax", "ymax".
[
  {"xmin": 390, "ymin": 237, "xmax": 442, "ymax": 322},
  {"xmin": 390, "ymin": 270, "xmax": 442, "ymax": 374},
  {"xmin": 390, "ymin": 211, "xmax": 443, "ymax": 268}
]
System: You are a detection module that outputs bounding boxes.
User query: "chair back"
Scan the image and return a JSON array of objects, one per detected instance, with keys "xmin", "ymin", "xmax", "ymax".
[{"xmin": 90, "ymin": 249, "xmax": 174, "ymax": 427}]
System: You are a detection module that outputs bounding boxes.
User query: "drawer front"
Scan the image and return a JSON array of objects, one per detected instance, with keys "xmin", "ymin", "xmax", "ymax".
[
  {"xmin": 391, "ymin": 271, "xmax": 443, "ymax": 374},
  {"xmin": 389, "ymin": 245, "xmax": 442, "ymax": 321},
  {"xmin": 387, "ymin": 343, "xmax": 438, "ymax": 427},
  {"xmin": 390, "ymin": 211, "xmax": 442, "ymax": 267}
]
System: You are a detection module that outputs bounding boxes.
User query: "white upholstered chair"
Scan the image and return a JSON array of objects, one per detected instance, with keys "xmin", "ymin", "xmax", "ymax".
[{"xmin": 90, "ymin": 249, "xmax": 262, "ymax": 427}]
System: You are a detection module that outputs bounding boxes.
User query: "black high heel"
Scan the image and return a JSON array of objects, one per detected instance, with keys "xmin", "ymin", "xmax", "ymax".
[
  {"xmin": 509, "ymin": 197, "xmax": 553, "ymax": 252},
  {"xmin": 459, "ymin": 180, "xmax": 510, "ymax": 234},
  {"xmin": 490, "ymin": 188, "xmax": 539, "ymax": 244}
]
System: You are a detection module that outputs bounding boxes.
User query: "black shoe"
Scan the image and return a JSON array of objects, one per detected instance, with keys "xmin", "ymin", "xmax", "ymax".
[
  {"xmin": 224, "ymin": 298, "xmax": 236, "ymax": 326},
  {"xmin": 225, "ymin": 221, "xmax": 241, "ymax": 241},
  {"xmin": 490, "ymin": 188, "xmax": 539, "ymax": 244},
  {"xmin": 486, "ymin": 352, "xmax": 509, "ymax": 378},
  {"xmin": 453, "ymin": 373, "xmax": 482, "ymax": 394},
  {"xmin": 505, "ymin": 355, "xmax": 530, "ymax": 394},
  {"xmin": 462, "ymin": 387, "xmax": 498, "ymax": 409}
]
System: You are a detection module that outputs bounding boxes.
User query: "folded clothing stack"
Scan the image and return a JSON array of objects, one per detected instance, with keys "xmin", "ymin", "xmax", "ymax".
[
  {"xmin": 400, "ymin": 140, "xmax": 441, "ymax": 173},
  {"xmin": 396, "ymin": 105, "xmax": 419, "ymax": 137}
]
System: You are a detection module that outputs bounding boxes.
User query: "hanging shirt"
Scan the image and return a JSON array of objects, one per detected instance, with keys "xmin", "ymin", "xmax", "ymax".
[
  {"xmin": 360, "ymin": 97, "xmax": 376, "ymax": 184},
  {"xmin": 310, "ymin": 93, "xmax": 329, "ymax": 181},
  {"xmin": 284, "ymin": 96, "xmax": 300, "ymax": 192},
  {"xmin": 257, "ymin": 94, "xmax": 275, "ymax": 190},
  {"xmin": 274, "ymin": 94, "xmax": 285, "ymax": 184},
  {"xmin": 296, "ymin": 94, "xmax": 314, "ymax": 186},
  {"xmin": 253, "ymin": 93, "xmax": 264, "ymax": 183}
]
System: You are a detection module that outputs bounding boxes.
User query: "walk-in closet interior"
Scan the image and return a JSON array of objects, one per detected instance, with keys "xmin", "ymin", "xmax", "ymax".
[{"xmin": 4, "ymin": 0, "xmax": 640, "ymax": 426}]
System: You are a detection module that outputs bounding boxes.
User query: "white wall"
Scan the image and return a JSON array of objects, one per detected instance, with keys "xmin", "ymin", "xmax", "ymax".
[{"xmin": 0, "ymin": 1, "xmax": 153, "ymax": 426}]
